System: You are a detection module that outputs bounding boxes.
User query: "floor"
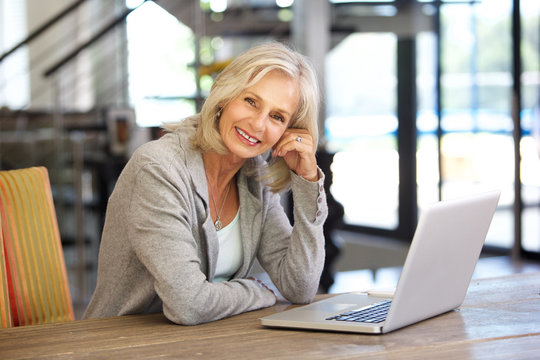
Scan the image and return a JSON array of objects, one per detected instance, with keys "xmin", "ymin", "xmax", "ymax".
[
  {"xmin": 327, "ymin": 230, "xmax": 540, "ymax": 293},
  {"xmin": 328, "ymin": 255, "xmax": 540, "ymax": 294}
]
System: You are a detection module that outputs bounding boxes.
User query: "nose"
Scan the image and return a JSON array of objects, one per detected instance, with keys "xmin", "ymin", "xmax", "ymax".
[{"xmin": 250, "ymin": 111, "xmax": 266, "ymax": 132}]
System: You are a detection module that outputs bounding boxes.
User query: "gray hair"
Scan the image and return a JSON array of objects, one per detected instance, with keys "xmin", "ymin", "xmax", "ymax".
[{"xmin": 164, "ymin": 42, "xmax": 320, "ymax": 192}]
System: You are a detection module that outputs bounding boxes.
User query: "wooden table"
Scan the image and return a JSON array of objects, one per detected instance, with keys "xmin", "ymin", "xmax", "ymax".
[{"xmin": 1, "ymin": 272, "xmax": 539, "ymax": 359}]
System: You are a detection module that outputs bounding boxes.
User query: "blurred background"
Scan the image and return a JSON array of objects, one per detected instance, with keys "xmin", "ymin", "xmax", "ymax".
[{"xmin": 1, "ymin": 0, "xmax": 539, "ymax": 316}]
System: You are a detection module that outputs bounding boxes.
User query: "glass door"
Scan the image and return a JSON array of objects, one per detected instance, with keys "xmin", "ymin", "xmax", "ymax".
[
  {"xmin": 326, "ymin": 33, "xmax": 401, "ymax": 233},
  {"xmin": 325, "ymin": 2, "xmax": 421, "ymax": 240},
  {"xmin": 520, "ymin": 0, "xmax": 540, "ymax": 257},
  {"xmin": 325, "ymin": 0, "xmax": 540, "ymax": 257},
  {"xmin": 435, "ymin": 0, "xmax": 540, "ymax": 255}
]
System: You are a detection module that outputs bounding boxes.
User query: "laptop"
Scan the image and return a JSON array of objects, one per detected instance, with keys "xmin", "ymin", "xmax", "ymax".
[{"xmin": 260, "ymin": 190, "xmax": 501, "ymax": 334}]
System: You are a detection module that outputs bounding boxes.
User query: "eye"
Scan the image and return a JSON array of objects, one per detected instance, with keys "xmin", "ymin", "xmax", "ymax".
[
  {"xmin": 244, "ymin": 97, "xmax": 256, "ymax": 106},
  {"xmin": 271, "ymin": 114, "xmax": 285, "ymax": 123}
]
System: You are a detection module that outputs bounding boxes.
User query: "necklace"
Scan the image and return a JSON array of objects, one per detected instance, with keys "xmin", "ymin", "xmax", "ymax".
[{"xmin": 208, "ymin": 180, "xmax": 232, "ymax": 231}]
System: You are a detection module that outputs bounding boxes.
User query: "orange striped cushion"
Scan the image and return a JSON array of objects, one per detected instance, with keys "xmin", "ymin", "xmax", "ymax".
[
  {"xmin": 0, "ymin": 217, "xmax": 13, "ymax": 328},
  {"xmin": 0, "ymin": 167, "xmax": 74, "ymax": 326}
]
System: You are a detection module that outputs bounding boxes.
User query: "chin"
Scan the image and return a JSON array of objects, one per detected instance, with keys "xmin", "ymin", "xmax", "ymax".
[{"xmin": 225, "ymin": 141, "xmax": 264, "ymax": 158}]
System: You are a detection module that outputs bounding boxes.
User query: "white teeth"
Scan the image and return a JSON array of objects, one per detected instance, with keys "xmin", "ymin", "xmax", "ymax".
[{"xmin": 236, "ymin": 127, "xmax": 260, "ymax": 143}]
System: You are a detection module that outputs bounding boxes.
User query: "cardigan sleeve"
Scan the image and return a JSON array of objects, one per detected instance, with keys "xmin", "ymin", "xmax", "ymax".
[{"xmin": 256, "ymin": 169, "xmax": 328, "ymax": 304}]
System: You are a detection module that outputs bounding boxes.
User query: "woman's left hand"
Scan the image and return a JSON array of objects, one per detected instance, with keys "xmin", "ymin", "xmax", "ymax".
[{"xmin": 272, "ymin": 129, "xmax": 319, "ymax": 182}]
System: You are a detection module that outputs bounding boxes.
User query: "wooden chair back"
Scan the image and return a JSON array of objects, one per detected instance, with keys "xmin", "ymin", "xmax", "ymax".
[{"xmin": 0, "ymin": 167, "xmax": 74, "ymax": 326}]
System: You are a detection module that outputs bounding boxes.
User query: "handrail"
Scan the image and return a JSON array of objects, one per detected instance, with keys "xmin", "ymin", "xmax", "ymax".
[
  {"xmin": 44, "ymin": 0, "xmax": 150, "ymax": 77},
  {"xmin": 0, "ymin": 0, "xmax": 87, "ymax": 63}
]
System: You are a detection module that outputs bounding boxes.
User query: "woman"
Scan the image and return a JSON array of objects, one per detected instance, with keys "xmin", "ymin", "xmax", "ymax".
[{"xmin": 84, "ymin": 42, "xmax": 328, "ymax": 325}]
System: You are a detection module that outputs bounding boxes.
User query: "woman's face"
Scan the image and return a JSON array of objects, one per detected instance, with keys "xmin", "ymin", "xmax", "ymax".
[{"xmin": 219, "ymin": 70, "xmax": 300, "ymax": 159}]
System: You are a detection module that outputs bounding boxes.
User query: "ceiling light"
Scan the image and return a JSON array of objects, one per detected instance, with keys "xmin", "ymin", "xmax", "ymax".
[
  {"xmin": 276, "ymin": 0, "xmax": 294, "ymax": 8},
  {"xmin": 210, "ymin": 0, "xmax": 227, "ymax": 13}
]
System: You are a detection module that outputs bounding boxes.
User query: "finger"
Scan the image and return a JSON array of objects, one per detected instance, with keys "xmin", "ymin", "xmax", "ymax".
[{"xmin": 273, "ymin": 131, "xmax": 312, "ymax": 157}]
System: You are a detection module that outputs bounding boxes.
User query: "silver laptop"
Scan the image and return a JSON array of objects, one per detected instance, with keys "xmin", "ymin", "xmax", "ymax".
[{"xmin": 261, "ymin": 190, "xmax": 501, "ymax": 334}]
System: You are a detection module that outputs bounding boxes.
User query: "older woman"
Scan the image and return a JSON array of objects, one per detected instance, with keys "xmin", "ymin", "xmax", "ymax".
[{"xmin": 84, "ymin": 42, "xmax": 328, "ymax": 325}]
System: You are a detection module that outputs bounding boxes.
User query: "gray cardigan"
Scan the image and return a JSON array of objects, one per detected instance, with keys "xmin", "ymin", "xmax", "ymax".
[{"xmin": 83, "ymin": 124, "xmax": 328, "ymax": 325}]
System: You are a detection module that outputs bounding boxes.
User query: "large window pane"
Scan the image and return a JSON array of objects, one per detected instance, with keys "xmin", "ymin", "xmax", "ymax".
[
  {"xmin": 0, "ymin": 0, "xmax": 29, "ymax": 109},
  {"xmin": 440, "ymin": 0, "xmax": 513, "ymax": 248},
  {"xmin": 126, "ymin": 1, "xmax": 196, "ymax": 127},
  {"xmin": 416, "ymin": 31, "xmax": 440, "ymax": 209},
  {"xmin": 326, "ymin": 33, "xmax": 398, "ymax": 229},
  {"xmin": 521, "ymin": 0, "xmax": 540, "ymax": 253}
]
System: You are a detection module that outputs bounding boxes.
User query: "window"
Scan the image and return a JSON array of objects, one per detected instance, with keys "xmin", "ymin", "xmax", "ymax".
[
  {"xmin": 0, "ymin": 0, "xmax": 29, "ymax": 109},
  {"xmin": 125, "ymin": 1, "xmax": 197, "ymax": 127},
  {"xmin": 521, "ymin": 0, "xmax": 540, "ymax": 253},
  {"xmin": 326, "ymin": 33, "xmax": 399, "ymax": 230}
]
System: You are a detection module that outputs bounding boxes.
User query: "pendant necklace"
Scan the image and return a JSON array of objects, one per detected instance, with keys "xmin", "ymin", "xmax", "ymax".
[{"xmin": 209, "ymin": 180, "xmax": 232, "ymax": 231}]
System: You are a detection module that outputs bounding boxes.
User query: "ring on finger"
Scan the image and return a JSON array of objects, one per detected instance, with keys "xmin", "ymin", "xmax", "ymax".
[{"xmin": 296, "ymin": 136, "xmax": 302, "ymax": 143}]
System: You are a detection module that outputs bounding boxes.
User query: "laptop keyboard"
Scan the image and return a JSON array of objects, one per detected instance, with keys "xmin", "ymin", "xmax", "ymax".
[{"xmin": 326, "ymin": 299, "xmax": 392, "ymax": 323}]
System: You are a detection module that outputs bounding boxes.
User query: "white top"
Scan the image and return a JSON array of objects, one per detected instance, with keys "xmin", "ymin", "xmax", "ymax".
[{"xmin": 213, "ymin": 211, "xmax": 243, "ymax": 282}]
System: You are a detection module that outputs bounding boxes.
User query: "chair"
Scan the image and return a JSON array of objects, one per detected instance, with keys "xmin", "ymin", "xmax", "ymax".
[
  {"xmin": 0, "ymin": 167, "xmax": 74, "ymax": 326},
  {"xmin": 0, "ymin": 219, "xmax": 13, "ymax": 328}
]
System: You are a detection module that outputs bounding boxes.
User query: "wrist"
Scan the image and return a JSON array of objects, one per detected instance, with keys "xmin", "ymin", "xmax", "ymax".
[{"xmin": 301, "ymin": 169, "xmax": 319, "ymax": 182}]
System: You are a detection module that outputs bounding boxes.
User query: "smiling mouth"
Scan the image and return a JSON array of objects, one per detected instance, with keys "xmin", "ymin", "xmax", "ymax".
[{"xmin": 235, "ymin": 127, "xmax": 261, "ymax": 144}]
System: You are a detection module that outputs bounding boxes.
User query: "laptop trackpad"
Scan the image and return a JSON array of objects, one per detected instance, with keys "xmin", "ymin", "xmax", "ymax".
[
  {"xmin": 304, "ymin": 302, "xmax": 357, "ymax": 313},
  {"xmin": 301, "ymin": 293, "xmax": 374, "ymax": 313}
]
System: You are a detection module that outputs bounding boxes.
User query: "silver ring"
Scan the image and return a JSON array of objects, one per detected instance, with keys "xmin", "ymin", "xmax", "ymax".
[{"xmin": 296, "ymin": 136, "xmax": 302, "ymax": 143}]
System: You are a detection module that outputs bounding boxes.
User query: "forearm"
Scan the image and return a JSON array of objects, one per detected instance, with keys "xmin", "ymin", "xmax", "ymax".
[
  {"xmin": 259, "ymin": 170, "xmax": 328, "ymax": 303},
  {"xmin": 160, "ymin": 277, "xmax": 277, "ymax": 325}
]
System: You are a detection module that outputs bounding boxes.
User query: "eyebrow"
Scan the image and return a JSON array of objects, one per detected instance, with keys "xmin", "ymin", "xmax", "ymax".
[{"xmin": 244, "ymin": 91, "xmax": 293, "ymax": 118}]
